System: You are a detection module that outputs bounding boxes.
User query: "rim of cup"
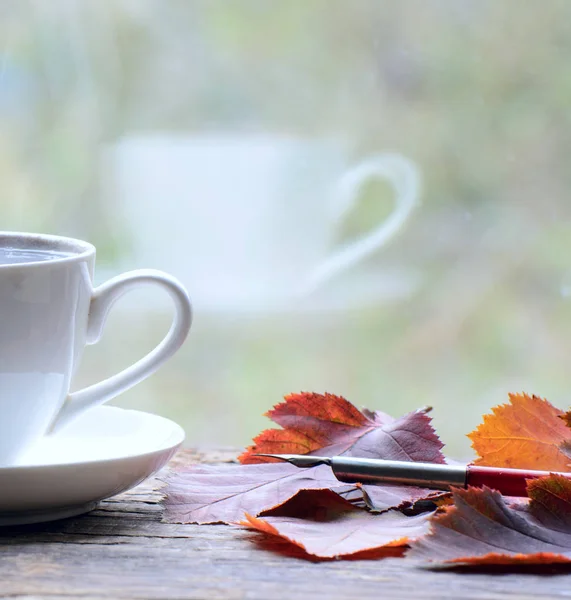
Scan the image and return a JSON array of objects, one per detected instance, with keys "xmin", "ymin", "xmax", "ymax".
[{"xmin": 0, "ymin": 231, "xmax": 96, "ymax": 269}]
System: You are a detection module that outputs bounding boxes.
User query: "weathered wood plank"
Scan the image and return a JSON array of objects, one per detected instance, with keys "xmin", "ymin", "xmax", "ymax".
[{"xmin": 0, "ymin": 448, "xmax": 570, "ymax": 600}]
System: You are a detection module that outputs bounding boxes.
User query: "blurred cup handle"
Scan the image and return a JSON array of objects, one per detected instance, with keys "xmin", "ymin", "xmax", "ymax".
[{"xmin": 303, "ymin": 153, "xmax": 421, "ymax": 293}]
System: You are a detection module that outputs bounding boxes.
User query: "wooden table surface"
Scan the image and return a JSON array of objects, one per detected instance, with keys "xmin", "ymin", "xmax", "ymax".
[{"xmin": 1, "ymin": 448, "xmax": 570, "ymax": 600}]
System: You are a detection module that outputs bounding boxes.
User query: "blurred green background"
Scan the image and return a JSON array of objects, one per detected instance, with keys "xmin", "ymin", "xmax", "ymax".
[{"xmin": 2, "ymin": 0, "xmax": 571, "ymax": 458}]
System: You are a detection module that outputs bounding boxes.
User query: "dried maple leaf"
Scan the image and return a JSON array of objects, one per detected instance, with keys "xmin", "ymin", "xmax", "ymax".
[
  {"xmin": 240, "ymin": 392, "xmax": 445, "ymax": 464},
  {"xmin": 407, "ymin": 474, "xmax": 571, "ymax": 567},
  {"xmin": 241, "ymin": 488, "xmax": 432, "ymax": 560},
  {"xmin": 468, "ymin": 393, "xmax": 571, "ymax": 471},
  {"xmin": 161, "ymin": 463, "xmax": 353, "ymax": 524}
]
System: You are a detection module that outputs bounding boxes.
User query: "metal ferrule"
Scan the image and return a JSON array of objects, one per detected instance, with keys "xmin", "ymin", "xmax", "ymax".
[{"xmin": 330, "ymin": 457, "xmax": 467, "ymax": 490}]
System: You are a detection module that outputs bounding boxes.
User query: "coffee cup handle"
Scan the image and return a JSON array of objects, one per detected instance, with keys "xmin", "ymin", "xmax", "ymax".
[
  {"xmin": 49, "ymin": 269, "xmax": 192, "ymax": 433},
  {"xmin": 304, "ymin": 153, "xmax": 420, "ymax": 293}
]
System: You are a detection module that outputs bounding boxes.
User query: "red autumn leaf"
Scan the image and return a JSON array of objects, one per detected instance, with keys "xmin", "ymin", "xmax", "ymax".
[
  {"xmin": 240, "ymin": 392, "xmax": 445, "ymax": 464},
  {"xmin": 407, "ymin": 474, "xmax": 571, "ymax": 567},
  {"xmin": 468, "ymin": 393, "xmax": 571, "ymax": 471},
  {"xmin": 241, "ymin": 488, "xmax": 432, "ymax": 560},
  {"xmin": 161, "ymin": 463, "xmax": 353, "ymax": 524}
]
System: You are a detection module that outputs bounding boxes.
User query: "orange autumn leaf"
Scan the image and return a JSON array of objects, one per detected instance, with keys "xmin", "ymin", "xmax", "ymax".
[{"xmin": 468, "ymin": 393, "xmax": 571, "ymax": 471}]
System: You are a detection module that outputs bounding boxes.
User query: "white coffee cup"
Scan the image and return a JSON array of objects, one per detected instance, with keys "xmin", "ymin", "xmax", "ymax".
[
  {"xmin": 0, "ymin": 232, "xmax": 192, "ymax": 466},
  {"xmin": 107, "ymin": 134, "xmax": 421, "ymax": 312}
]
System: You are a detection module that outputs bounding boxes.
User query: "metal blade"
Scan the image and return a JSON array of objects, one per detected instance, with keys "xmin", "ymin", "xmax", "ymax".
[{"xmin": 253, "ymin": 454, "xmax": 332, "ymax": 468}]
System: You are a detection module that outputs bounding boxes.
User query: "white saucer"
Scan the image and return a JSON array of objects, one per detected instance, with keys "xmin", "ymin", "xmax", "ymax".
[{"xmin": 0, "ymin": 406, "xmax": 184, "ymax": 526}]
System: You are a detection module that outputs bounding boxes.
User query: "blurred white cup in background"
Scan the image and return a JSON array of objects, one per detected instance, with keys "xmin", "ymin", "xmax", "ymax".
[{"xmin": 104, "ymin": 134, "xmax": 421, "ymax": 313}]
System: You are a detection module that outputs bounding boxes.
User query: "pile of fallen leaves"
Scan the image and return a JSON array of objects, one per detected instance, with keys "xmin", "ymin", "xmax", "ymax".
[{"xmin": 162, "ymin": 391, "xmax": 571, "ymax": 568}]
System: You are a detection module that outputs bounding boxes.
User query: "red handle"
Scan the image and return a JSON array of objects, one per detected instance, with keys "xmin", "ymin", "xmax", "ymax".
[{"xmin": 466, "ymin": 465, "xmax": 561, "ymax": 497}]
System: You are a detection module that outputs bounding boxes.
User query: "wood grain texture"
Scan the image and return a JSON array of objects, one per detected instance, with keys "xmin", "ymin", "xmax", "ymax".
[{"xmin": 1, "ymin": 447, "xmax": 570, "ymax": 600}]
